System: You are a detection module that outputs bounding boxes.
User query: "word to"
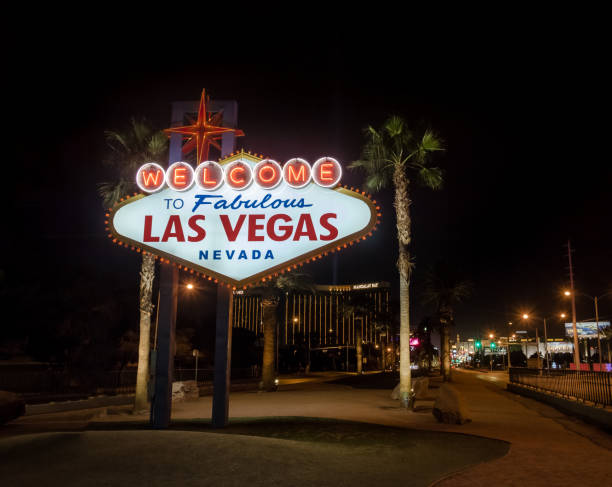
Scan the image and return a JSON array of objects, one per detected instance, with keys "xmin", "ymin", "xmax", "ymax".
[{"xmin": 136, "ymin": 157, "xmax": 342, "ymax": 193}]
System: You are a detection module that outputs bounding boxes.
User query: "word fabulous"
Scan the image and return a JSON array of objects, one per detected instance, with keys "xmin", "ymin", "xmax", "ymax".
[{"xmin": 136, "ymin": 157, "xmax": 342, "ymax": 193}]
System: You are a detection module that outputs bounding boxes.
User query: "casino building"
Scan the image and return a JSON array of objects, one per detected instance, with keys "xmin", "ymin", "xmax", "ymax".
[{"xmin": 231, "ymin": 282, "xmax": 392, "ymax": 371}]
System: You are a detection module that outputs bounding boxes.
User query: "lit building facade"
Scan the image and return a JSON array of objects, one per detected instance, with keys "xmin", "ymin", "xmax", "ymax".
[{"xmin": 231, "ymin": 282, "xmax": 390, "ymax": 348}]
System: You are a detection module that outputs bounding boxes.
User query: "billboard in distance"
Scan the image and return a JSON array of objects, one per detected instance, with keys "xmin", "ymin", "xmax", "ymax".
[{"xmin": 565, "ymin": 322, "xmax": 610, "ymax": 338}]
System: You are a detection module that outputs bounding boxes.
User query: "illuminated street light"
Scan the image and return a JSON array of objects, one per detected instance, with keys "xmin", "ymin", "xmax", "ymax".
[
  {"xmin": 560, "ymin": 313, "xmax": 566, "ymax": 318},
  {"xmin": 564, "ymin": 290, "xmax": 571, "ymax": 296},
  {"xmin": 186, "ymin": 283, "xmax": 194, "ymax": 290},
  {"xmin": 489, "ymin": 333, "xmax": 494, "ymax": 339},
  {"xmin": 522, "ymin": 314, "xmax": 529, "ymax": 320}
]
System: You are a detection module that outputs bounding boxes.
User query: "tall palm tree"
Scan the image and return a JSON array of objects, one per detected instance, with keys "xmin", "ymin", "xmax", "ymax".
[
  {"xmin": 99, "ymin": 118, "xmax": 168, "ymax": 411},
  {"xmin": 422, "ymin": 262, "xmax": 472, "ymax": 381},
  {"xmin": 250, "ymin": 273, "xmax": 315, "ymax": 391},
  {"xmin": 350, "ymin": 116, "xmax": 444, "ymax": 408},
  {"xmin": 341, "ymin": 293, "xmax": 372, "ymax": 373}
]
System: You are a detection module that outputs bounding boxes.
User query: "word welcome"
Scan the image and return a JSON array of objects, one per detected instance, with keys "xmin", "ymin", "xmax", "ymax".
[{"xmin": 136, "ymin": 157, "xmax": 342, "ymax": 193}]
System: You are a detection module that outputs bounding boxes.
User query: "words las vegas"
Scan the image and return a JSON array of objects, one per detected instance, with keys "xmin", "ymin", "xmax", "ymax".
[{"xmin": 133, "ymin": 157, "xmax": 344, "ymax": 261}]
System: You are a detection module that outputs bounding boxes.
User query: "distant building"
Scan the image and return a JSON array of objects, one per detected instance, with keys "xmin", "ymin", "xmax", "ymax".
[{"xmin": 232, "ymin": 282, "xmax": 390, "ymax": 348}]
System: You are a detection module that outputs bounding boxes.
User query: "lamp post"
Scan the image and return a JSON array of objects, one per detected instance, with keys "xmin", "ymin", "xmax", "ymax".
[
  {"xmin": 507, "ymin": 322, "xmax": 513, "ymax": 370},
  {"xmin": 521, "ymin": 314, "xmax": 540, "ymax": 369}
]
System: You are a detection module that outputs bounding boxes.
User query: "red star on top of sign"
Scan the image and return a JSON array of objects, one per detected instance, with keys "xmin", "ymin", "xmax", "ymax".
[{"xmin": 164, "ymin": 89, "xmax": 245, "ymax": 164}]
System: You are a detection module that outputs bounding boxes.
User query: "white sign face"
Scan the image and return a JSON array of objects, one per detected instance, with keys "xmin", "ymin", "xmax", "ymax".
[
  {"xmin": 109, "ymin": 154, "xmax": 378, "ymax": 287},
  {"xmin": 565, "ymin": 322, "xmax": 610, "ymax": 338}
]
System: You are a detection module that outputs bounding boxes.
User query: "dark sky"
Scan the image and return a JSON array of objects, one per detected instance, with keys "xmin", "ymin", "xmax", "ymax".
[{"xmin": 6, "ymin": 31, "xmax": 611, "ymax": 342}]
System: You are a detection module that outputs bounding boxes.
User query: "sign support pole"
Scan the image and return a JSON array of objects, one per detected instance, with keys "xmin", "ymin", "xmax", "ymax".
[
  {"xmin": 212, "ymin": 286, "xmax": 234, "ymax": 427},
  {"xmin": 151, "ymin": 263, "xmax": 178, "ymax": 428}
]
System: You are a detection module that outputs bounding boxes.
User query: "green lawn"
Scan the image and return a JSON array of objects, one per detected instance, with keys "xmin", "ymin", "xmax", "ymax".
[{"xmin": 1, "ymin": 417, "xmax": 508, "ymax": 486}]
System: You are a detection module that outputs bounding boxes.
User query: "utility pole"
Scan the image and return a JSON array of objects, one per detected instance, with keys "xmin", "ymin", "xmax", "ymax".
[
  {"xmin": 543, "ymin": 318, "xmax": 550, "ymax": 373},
  {"xmin": 595, "ymin": 297, "xmax": 602, "ymax": 371},
  {"xmin": 567, "ymin": 240, "xmax": 581, "ymax": 371}
]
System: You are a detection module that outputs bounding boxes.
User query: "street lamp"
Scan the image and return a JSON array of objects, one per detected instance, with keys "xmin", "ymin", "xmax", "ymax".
[
  {"xmin": 522, "ymin": 312, "xmax": 566, "ymax": 372},
  {"xmin": 521, "ymin": 314, "xmax": 540, "ymax": 370}
]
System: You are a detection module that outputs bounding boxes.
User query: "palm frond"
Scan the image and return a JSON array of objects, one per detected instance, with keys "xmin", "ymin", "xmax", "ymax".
[
  {"xmin": 418, "ymin": 166, "xmax": 444, "ymax": 190},
  {"xmin": 98, "ymin": 180, "xmax": 132, "ymax": 208},
  {"xmin": 147, "ymin": 131, "xmax": 169, "ymax": 159}
]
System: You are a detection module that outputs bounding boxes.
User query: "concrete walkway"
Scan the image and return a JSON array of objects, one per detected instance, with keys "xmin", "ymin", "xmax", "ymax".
[{"xmin": 9, "ymin": 370, "xmax": 612, "ymax": 485}]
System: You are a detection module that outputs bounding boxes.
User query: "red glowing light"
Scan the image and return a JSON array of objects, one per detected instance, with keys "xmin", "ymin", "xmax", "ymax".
[
  {"xmin": 164, "ymin": 89, "xmax": 245, "ymax": 164},
  {"xmin": 283, "ymin": 158, "xmax": 311, "ymax": 188},
  {"xmin": 312, "ymin": 157, "xmax": 342, "ymax": 187}
]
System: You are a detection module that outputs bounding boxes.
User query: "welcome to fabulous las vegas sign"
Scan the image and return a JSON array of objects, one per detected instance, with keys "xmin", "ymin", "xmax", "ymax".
[{"xmin": 107, "ymin": 151, "xmax": 380, "ymax": 288}]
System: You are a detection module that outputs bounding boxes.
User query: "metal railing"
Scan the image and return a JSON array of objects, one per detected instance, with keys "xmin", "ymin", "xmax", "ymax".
[{"xmin": 509, "ymin": 368, "xmax": 612, "ymax": 407}]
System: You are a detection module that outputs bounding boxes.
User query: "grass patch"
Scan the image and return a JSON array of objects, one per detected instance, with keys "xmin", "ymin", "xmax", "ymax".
[{"xmin": 2, "ymin": 417, "xmax": 510, "ymax": 487}]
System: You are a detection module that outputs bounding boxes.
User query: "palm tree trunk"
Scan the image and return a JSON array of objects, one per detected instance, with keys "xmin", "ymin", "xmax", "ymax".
[
  {"xmin": 134, "ymin": 253, "xmax": 155, "ymax": 411},
  {"xmin": 394, "ymin": 165, "xmax": 413, "ymax": 409},
  {"xmin": 261, "ymin": 298, "xmax": 278, "ymax": 391},
  {"xmin": 441, "ymin": 324, "xmax": 451, "ymax": 381}
]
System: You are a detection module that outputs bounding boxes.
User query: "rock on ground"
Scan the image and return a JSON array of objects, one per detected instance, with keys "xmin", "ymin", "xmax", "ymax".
[
  {"xmin": 432, "ymin": 383, "xmax": 471, "ymax": 424},
  {"xmin": 172, "ymin": 381, "xmax": 200, "ymax": 402},
  {"xmin": 0, "ymin": 390, "xmax": 25, "ymax": 424},
  {"xmin": 391, "ymin": 377, "xmax": 429, "ymax": 400}
]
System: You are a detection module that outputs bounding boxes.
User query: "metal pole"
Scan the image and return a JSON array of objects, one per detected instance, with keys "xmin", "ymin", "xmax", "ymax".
[
  {"xmin": 212, "ymin": 285, "xmax": 233, "ymax": 428},
  {"xmin": 595, "ymin": 297, "xmax": 602, "ymax": 371},
  {"xmin": 543, "ymin": 318, "xmax": 549, "ymax": 373},
  {"xmin": 195, "ymin": 353, "xmax": 198, "ymax": 384},
  {"xmin": 568, "ymin": 240, "xmax": 581, "ymax": 370},
  {"xmin": 535, "ymin": 326, "xmax": 541, "ymax": 371},
  {"xmin": 151, "ymin": 264, "xmax": 178, "ymax": 428}
]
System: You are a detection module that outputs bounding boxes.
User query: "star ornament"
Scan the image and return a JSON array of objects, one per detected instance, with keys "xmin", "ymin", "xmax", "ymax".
[{"xmin": 164, "ymin": 89, "xmax": 245, "ymax": 164}]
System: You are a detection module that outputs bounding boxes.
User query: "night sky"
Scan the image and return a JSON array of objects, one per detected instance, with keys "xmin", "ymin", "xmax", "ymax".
[{"xmin": 5, "ymin": 32, "xmax": 611, "ymax": 345}]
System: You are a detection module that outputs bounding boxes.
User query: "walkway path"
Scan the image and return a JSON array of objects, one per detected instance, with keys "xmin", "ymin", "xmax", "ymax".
[{"xmin": 8, "ymin": 370, "xmax": 612, "ymax": 486}]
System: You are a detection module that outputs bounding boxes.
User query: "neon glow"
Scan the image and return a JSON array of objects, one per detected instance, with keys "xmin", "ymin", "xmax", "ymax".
[
  {"xmin": 194, "ymin": 161, "xmax": 224, "ymax": 191},
  {"xmin": 136, "ymin": 162, "xmax": 166, "ymax": 193},
  {"xmin": 312, "ymin": 157, "xmax": 342, "ymax": 188},
  {"xmin": 254, "ymin": 159, "xmax": 282, "ymax": 189},
  {"xmin": 137, "ymin": 157, "xmax": 343, "ymax": 193},
  {"xmin": 225, "ymin": 160, "xmax": 252, "ymax": 190},
  {"xmin": 166, "ymin": 162, "xmax": 194, "ymax": 191},
  {"xmin": 283, "ymin": 158, "xmax": 311, "ymax": 188},
  {"xmin": 115, "ymin": 153, "xmax": 376, "ymax": 286},
  {"xmin": 163, "ymin": 89, "xmax": 245, "ymax": 165}
]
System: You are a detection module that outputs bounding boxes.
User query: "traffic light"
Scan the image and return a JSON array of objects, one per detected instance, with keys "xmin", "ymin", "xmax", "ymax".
[
  {"xmin": 475, "ymin": 341, "xmax": 482, "ymax": 349},
  {"xmin": 490, "ymin": 341, "xmax": 497, "ymax": 350}
]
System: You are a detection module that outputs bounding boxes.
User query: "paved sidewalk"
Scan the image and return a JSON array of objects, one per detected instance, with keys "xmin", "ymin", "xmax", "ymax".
[{"xmin": 10, "ymin": 370, "xmax": 612, "ymax": 485}]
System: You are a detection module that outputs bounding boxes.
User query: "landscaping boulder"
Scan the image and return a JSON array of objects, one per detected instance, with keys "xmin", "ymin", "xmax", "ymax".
[
  {"xmin": 432, "ymin": 383, "xmax": 471, "ymax": 424},
  {"xmin": 391, "ymin": 377, "xmax": 429, "ymax": 400},
  {"xmin": 0, "ymin": 390, "xmax": 25, "ymax": 425},
  {"xmin": 172, "ymin": 381, "xmax": 200, "ymax": 402}
]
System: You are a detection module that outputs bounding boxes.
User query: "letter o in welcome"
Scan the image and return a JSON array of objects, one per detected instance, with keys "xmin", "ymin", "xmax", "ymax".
[{"xmin": 253, "ymin": 159, "xmax": 283, "ymax": 189}]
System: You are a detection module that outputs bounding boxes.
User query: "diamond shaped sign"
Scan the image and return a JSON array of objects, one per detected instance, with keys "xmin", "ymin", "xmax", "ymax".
[{"xmin": 108, "ymin": 153, "xmax": 379, "ymax": 287}]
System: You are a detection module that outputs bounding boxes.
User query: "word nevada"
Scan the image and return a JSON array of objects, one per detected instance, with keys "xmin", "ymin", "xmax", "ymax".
[{"xmin": 137, "ymin": 157, "xmax": 342, "ymax": 193}]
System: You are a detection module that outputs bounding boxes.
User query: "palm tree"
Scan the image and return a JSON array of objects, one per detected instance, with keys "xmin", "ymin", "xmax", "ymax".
[
  {"xmin": 250, "ymin": 273, "xmax": 315, "ymax": 391},
  {"xmin": 341, "ymin": 292, "xmax": 374, "ymax": 373},
  {"xmin": 350, "ymin": 116, "xmax": 444, "ymax": 408},
  {"xmin": 422, "ymin": 262, "xmax": 472, "ymax": 381},
  {"xmin": 99, "ymin": 118, "xmax": 168, "ymax": 411}
]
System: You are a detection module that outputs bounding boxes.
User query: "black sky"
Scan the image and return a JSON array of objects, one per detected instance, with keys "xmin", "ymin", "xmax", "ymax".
[{"xmin": 5, "ymin": 28, "xmax": 611, "ymax": 342}]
